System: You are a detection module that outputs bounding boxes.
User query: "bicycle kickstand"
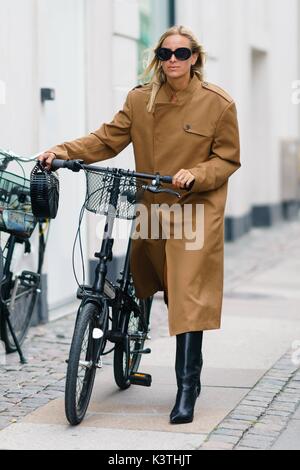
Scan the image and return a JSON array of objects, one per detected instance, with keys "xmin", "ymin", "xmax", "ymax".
[{"xmin": 4, "ymin": 308, "xmax": 27, "ymax": 364}]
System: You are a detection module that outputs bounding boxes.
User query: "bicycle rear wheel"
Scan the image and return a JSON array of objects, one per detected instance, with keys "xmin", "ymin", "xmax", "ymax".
[
  {"xmin": 65, "ymin": 301, "xmax": 108, "ymax": 426},
  {"xmin": 113, "ymin": 296, "xmax": 153, "ymax": 390},
  {"xmin": 1, "ymin": 275, "xmax": 37, "ymax": 353}
]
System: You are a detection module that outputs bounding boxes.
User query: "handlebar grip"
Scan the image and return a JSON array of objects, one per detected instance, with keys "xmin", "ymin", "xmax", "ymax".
[
  {"xmin": 11, "ymin": 186, "xmax": 30, "ymax": 197},
  {"xmin": 161, "ymin": 176, "xmax": 173, "ymax": 184},
  {"xmin": 51, "ymin": 159, "xmax": 84, "ymax": 172},
  {"xmin": 161, "ymin": 175, "xmax": 194, "ymax": 192},
  {"xmin": 51, "ymin": 159, "xmax": 67, "ymax": 171}
]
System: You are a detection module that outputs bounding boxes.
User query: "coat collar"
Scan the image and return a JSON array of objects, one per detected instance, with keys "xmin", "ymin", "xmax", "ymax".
[{"xmin": 155, "ymin": 74, "xmax": 202, "ymax": 106}]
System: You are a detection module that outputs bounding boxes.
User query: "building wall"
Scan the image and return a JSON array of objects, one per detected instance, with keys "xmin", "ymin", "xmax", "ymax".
[
  {"xmin": 175, "ymin": 0, "xmax": 300, "ymax": 236},
  {"xmin": 37, "ymin": 0, "xmax": 88, "ymax": 309},
  {"xmin": 0, "ymin": 0, "xmax": 88, "ymax": 311},
  {"xmin": 0, "ymin": 0, "xmax": 299, "ymax": 317}
]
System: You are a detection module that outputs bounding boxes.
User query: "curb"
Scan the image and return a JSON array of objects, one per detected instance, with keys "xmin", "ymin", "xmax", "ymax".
[{"xmin": 199, "ymin": 350, "xmax": 300, "ymax": 450}]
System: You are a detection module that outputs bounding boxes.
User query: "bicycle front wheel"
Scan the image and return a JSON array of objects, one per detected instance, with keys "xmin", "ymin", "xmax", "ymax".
[{"xmin": 65, "ymin": 301, "xmax": 108, "ymax": 426}]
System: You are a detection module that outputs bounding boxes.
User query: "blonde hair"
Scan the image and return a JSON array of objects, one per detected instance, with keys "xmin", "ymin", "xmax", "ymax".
[{"xmin": 140, "ymin": 25, "xmax": 206, "ymax": 113}]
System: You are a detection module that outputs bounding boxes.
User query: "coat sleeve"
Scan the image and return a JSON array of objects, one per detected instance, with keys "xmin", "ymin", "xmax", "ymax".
[
  {"xmin": 188, "ymin": 101, "xmax": 241, "ymax": 193},
  {"xmin": 46, "ymin": 92, "xmax": 133, "ymax": 165}
]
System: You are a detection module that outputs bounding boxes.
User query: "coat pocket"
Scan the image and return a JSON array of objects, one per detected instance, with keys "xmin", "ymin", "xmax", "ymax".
[
  {"xmin": 182, "ymin": 123, "xmax": 214, "ymax": 166},
  {"xmin": 183, "ymin": 123, "xmax": 214, "ymax": 138}
]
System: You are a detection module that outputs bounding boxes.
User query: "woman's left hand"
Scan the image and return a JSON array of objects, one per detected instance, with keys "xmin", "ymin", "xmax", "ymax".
[{"xmin": 173, "ymin": 169, "xmax": 196, "ymax": 189}]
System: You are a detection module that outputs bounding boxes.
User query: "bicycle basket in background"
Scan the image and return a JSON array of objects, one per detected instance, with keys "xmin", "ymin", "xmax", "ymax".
[
  {"xmin": 0, "ymin": 171, "xmax": 37, "ymax": 238},
  {"xmin": 85, "ymin": 169, "xmax": 144, "ymax": 220},
  {"xmin": 30, "ymin": 162, "xmax": 59, "ymax": 219}
]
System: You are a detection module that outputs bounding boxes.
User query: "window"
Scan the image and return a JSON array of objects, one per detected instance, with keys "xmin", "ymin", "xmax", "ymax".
[{"xmin": 138, "ymin": 0, "xmax": 175, "ymax": 77}]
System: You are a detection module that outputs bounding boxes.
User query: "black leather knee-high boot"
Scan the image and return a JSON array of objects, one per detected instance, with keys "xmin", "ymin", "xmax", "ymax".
[{"xmin": 170, "ymin": 331, "xmax": 203, "ymax": 425}]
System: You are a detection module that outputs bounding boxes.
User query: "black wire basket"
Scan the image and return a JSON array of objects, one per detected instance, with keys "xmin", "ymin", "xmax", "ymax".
[
  {"xmin": 0, "ymin": 171, "xmax": 37, "ymax": 238},
  {"xmin": 85, "ymin": 169, "xmax": 145, "ymax": 220},
  {"xmin": 30, "ymin": 163, "xmax": 60, "ymax": 219}
]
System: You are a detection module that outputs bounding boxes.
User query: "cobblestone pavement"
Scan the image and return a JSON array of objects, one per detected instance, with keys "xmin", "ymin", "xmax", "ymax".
[
  {"xmin": 200, "ymin": 350, "xmax": 300, "ymax": 450},
  {"xmin": 0, "ymin": 315, "xmax": 73, "ymax": 431},
  {"xmin": 199, "ymin": 215, "xmax": 300, "ymax": 450},
  {"xmin": 0, "ymin": 293, "xmax": 169, "ymax": 432},
  {"xmin": 1, "ymin": 215, "xmax": 300, "ymax": 448}
]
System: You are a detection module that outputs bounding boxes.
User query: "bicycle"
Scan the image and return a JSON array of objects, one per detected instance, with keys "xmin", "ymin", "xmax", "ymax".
[
  {"xmin": 0, "ymin": 149, "xmax": 50, "ymax": 364},
  {"xmin": 47, "ymin": 158, "xmax": 183, "ymax": 425}
]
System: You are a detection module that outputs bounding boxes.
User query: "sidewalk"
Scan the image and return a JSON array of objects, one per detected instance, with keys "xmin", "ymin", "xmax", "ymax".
[{"xmin": 0, "ymin": 215, "xmax": 300, "ymax": 450}]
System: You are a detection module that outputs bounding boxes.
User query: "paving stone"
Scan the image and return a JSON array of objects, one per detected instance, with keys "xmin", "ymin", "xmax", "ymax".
[
  {"xmin": 234, "ymin": 445, "xmax": 259, "ymax": 451},
  {"xmin": 209, "ymin": 434, "xmax": 241, "ymax": 445},
  {"xmin": 269, "ymin": 404, "xmax": 297, "ymax": 413},
  {"xmin": 239, "ymin": 437, "xmax": 274, "ymax": 449},
  {"xmin": 234, "ymin": 406, "xmax": 266, "ymax": 416},
  {"xmin": 201, "ymin": 441, "xmax": 235, "ymax": 451},
  {"xmin": 265, "ymin": 409, "xmax": 291, "ymax": 417},
  {"xmin": 276, "ymin": 395, "xmax": 299, "ymax": 404},
  {"xmin": 0, "ymin": 416, "xmax": 15, "ymax": 430},
  {"xmin": 255, "ymin": 422, "xmax": 285, "ymax": 432},
  {"xmin": 213, "ymin": 428, "xmax": 245, "ymax": 438},
  {"xmin": 219, "ymin": 421, "xmax": 252, "ymax": 432},
  {"xmin": 242, "ymin": 400, "xmax": 269, "ymax": 408},
  {"xmin": 0, "ymin": 400, "xmax": 18, "ymax": 408},
  {"xmin": 246, "ymin": 392, "xmax": 276, "ymax": 401},
  {"xmin": 230, "ymin": 414, "xmax": 258, "ymax": 422},
  {"xmin": 247, "ymin": 429, "xmax": 279, "ymax": 439}
]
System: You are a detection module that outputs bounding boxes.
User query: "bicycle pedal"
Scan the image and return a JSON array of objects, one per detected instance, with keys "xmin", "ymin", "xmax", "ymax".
[
  {"xmin": 135, "ymin": 348, "xmax": 151, "ymax": 355},
  {"xmin": 129, "ymin": 373, "xmax": 152, "ymax": 387}
]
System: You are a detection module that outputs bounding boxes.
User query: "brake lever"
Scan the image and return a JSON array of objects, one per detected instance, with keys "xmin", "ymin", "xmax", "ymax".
[{"xmin": 144, "ymin": 185, "xmax": 181, "ymax": 199}]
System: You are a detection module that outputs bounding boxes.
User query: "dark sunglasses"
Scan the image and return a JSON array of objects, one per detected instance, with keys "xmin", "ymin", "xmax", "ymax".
[{"xmin": 156, "ymin": 47, "xmax": 192, "ymax": 62}]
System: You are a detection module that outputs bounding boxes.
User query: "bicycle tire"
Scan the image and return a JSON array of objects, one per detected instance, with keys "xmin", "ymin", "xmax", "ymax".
[
  {"xmin": 0, "ymin": 246, "xmax": 3, "ymax": 283},
  {"xmin": 65, "ymin": 301, "xmax": 107, "ymax": 426},
  {"xmin": 1, "ymin": 282, "xmax": 37, "ymax": 353},
  {"xmin": 113, "ymin": 296, "xmax": 152, "ymax": 390}
]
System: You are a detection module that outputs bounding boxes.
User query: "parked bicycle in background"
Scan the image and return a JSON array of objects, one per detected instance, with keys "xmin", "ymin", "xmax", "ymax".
[{"xmin": 0, "ymin": 149, "xmax": 51, "ymax": 364}]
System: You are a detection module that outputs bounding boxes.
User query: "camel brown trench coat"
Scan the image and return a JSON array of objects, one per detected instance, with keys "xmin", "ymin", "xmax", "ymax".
[{"xmin": 47, "ymin": 75, "xmax": 241, "ymax": 336}]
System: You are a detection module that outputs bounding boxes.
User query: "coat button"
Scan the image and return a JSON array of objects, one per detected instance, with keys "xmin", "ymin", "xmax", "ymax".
[{"xmin": 185, "ymin": 124, "xmax": 192, "ymax": 131}]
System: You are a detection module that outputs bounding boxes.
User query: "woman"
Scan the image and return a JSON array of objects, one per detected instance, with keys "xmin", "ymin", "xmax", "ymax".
[{"xmin": 38, "ymin": 25, "xmax": 241, "ymax": 425}]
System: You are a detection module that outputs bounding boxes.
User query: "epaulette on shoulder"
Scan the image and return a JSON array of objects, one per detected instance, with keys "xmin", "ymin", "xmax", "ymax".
[
  {"xmin": 131, "ymin": 82, "xmax": 151, "ymax": 91},
  {"xmin": 201, "ymin": 81, "xmax": 233, "ymax": 103}
]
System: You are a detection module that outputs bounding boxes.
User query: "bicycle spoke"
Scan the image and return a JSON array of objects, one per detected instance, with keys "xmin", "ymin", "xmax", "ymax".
[
  {"xmin": 65, "ymin": 302, "xmax": 108, "ymax": 425},
  {"xmin": 75, "ymin": 323, "xmax": 92, "ymax": 409}
]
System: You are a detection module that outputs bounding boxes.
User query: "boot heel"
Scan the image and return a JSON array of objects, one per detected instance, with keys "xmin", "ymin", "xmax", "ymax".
[{"xmin": 170, "ymin": 387, "xmax": 198, "ymax": 424}]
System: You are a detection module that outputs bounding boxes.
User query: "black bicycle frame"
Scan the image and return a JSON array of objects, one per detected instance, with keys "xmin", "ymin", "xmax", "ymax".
[{"xmin": 0, "ymin": 221, "xmax": 45, "ymax": 363}]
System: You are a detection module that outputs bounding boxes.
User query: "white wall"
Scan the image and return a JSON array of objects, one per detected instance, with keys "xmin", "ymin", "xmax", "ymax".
[
  {"xmin": 0, "ymin": 0, "xmax": 88, "ymax": 311},
  {"xmin": 36, "ymin": 0, "xmax": 88, "ymax": 309},
  {"xmin": 1, "ymin": 0, "xmax": 299, "ymax": 314},
  {"xmin": 0, "ymin": 0, "xmax": 39, "ymax": 154},
  {"xmin": 85, "ymin": 0, "xmax": 140, "ymax": 264},
  {"xmin": 176, "ymin": 0, "xmax": 300, "ymax": 218}
]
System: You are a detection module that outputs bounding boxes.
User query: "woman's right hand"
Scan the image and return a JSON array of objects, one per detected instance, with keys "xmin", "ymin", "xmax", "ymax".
[{"xmin": 37, "ymin": 152, "xmax": 56, "ymax": 171}]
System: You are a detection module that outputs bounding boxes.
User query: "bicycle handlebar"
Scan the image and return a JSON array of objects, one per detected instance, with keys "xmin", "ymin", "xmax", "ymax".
[
  {"xmin": 0, "ymin": 148, "xmax": 40, "ymax": 163},
  {"xmin": 49, "ymin": 159, "xmax": 193, "ymax": 193},
  {"xmin": 0, "ymin": 149, "xmax": 41, "ymax": 172},
  {"xmin": 50, "ymin": 159, "xmax": 181, "ymax": 197}
]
